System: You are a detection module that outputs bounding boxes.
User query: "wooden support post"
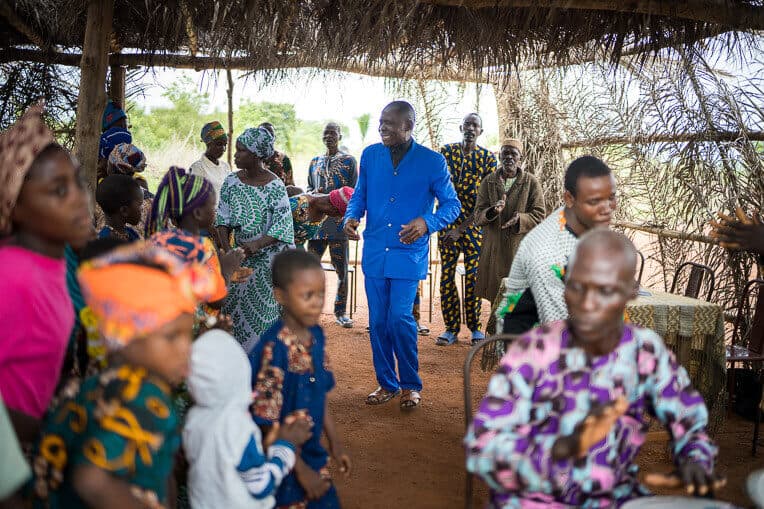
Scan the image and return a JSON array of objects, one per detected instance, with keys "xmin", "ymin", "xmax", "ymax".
[
  {"xmin": 74, "ymin": 0, "xmax": 114, "ymax": 194},
  {"xmin": 227, "ymin": 69, "xmax": 234, "ymax": 166},
  {"xmin": 109, "ymin": 64, "xmax": 126, "ymax": 107}
]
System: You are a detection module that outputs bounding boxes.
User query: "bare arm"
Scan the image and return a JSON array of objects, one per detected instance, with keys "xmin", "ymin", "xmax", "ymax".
[
  {"xmin": 72, "ymin": 465, "xmax": 148, "ymax": 509},
  {"xmin": 216, "ymin": 226, "xmax": 232, "ymax": 253},
  {"xmin": 7, "ymin": 408, "xmax": 40, "ymax": 447},
  {"xmin": 242, "ymin": 235, "xmax": 278, "ymax": 257}
]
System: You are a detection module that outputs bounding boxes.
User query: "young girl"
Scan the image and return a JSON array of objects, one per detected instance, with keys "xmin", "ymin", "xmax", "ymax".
[
  {"xmin": 146, "ymin": 165, "xmax": 244, "ymax": 310},
  {"xmin": 94, "ymin": 142, "xmax": 153, "ymax": 235},
  {"xmin": 184, "ymin": 329, "xmax": 313, "ymax": 509},
  {"xmin": 31, "ymin": 243, "xmax": 218, "ymax": 508},
  {"xmin": 96, "ymin": 174, "xmax": 143, "ymax": 241},
  {"xmin": 249, "ymin": 249, "xmax": 351, "ymax": 508},
  {"xmin": 0, "ymin": 103, "xmax": 93, "ymax": 447}
]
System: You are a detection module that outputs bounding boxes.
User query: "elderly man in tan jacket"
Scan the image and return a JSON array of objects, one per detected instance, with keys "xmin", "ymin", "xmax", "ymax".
[{"xmin": 474, "ymin": 139, "xmax": 545, "ymax": 335}]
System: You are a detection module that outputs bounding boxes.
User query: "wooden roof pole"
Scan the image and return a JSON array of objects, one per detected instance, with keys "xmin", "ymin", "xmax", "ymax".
[
  {"xmin": 109, "ymin": 64, "xmax": 126, "ymax": 108},
  {"xmin": 74, "ymin": 0, "xmax": 114, "ymax": 194},
  {"xmin": 226, "ymin": 69, "xmax": 234, "ymax": 166}
]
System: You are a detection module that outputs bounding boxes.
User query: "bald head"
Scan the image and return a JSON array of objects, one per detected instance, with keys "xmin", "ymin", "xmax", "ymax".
[
  {"xmin": 568, "ymin": 229, "xmax": 637, "ymax": 283},
  {"xmin": 564, "ymin": 229, "xmax": 639, "ymax": 352},
  {"xmin": 383, "ymin": 101, "xmax": 416, "ymax": 125}
]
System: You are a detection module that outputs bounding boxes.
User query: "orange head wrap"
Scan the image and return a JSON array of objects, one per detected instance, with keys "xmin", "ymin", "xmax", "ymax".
[
  {"xmin": 77, "ymin": 242, "xmax": 218, "ymax": 349},
  {"xmin": 0, "ymin": 101, "xmax": 57, "ymax": 235}
]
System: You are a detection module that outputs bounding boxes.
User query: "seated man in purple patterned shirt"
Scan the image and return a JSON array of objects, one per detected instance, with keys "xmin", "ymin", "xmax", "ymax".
[{"xmin": 465, "ymin": 229, "xmax": 721, "ymax": 508}]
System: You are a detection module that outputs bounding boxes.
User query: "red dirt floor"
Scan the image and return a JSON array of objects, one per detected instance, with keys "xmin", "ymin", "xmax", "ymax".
[{"xmin": 318, "ymin": 272, "xmax": 764, "ymax": 509}]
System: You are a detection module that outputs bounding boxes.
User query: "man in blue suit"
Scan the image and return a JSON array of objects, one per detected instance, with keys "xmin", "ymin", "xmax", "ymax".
[{"xmin": 344, "ymin": 101, "xmax": 460, "ymax": 410}]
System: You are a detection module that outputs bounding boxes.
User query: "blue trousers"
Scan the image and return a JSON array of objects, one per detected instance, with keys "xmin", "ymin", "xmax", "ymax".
[{"xmin": 365, "ymin": 276, "xmax": 422, "ymax": 392}]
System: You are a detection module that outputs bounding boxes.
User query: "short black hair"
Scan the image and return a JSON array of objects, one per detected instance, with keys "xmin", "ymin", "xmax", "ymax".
[
  {"xmin": 384, "ymin": 101, "xmax": 416, "ymax": 125},
  {"xmin": 563, "ymin": 156, "xmax": 612, "ymax": 196},
  {"xmin": 96, "ymin": 174, "xmax": 142, "ymax": 214},
  {"xmin": 324, "ymin": 122, "xmax": 341, "ymax": 134},
  {"xmin": 272, "ymin": 249, "xmax": 322, "ymax": 289},
  {"xmin": 258, "ymin": 122, "xmax": 276, "ymax": 138},
  {"xmin": 463, "ymin": 112, "xmax": 482, "ymax": 125}
]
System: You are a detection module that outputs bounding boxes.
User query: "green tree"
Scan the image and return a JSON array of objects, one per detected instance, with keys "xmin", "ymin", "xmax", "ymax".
[
  {"xmin": 356, "ymin": 113, "xmax": 371, "ymax": 144},
  {"xmin": 237, "ymin": 101, "xmax": 298, "ymax": 153},
  {"xmin": 129, "ymin": 76, "xmax": 212, "ymax": 151}
]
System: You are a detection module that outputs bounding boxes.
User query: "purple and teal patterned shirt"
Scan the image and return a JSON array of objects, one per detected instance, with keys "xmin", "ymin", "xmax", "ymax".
[{"xmin": 465, "ymin": 321, "xmax": 716, "ymax": 508}]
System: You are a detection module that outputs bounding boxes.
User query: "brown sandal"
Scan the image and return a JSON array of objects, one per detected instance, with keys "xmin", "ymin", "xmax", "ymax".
[
  {"xmin": 400, "ymin": 389, "xmax": 421, "ymax": 409},
  {"xmin": 366, "ymin": 386, "xmax": 400, "ymax": 405}
]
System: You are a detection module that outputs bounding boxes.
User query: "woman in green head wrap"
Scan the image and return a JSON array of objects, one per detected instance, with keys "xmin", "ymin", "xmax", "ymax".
[{"xmin": 215, "ymin": 126, "xmax": 295, "ymax": 350}]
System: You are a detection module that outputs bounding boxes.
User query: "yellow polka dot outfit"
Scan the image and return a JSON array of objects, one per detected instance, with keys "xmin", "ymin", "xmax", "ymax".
[{"xmin": 438, "ymin": 143, "xmax": 497, "ymax": 333}]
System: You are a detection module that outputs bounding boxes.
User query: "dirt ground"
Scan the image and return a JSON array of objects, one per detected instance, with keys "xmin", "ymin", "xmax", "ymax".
[{"xmin": 317, "ymin": 271, "xmax": 764, "ymax": 509}]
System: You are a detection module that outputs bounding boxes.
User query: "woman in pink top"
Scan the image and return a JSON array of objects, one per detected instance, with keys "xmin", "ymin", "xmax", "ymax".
[{"xmin": 0, "ymin": 103, "xmax": 92, "ymax": 446}]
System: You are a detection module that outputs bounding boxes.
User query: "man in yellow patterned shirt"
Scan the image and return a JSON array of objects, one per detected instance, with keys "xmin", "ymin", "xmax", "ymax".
[{"xmin": 437, "ymin": 113, "xmax": 497, "ymax": 346}]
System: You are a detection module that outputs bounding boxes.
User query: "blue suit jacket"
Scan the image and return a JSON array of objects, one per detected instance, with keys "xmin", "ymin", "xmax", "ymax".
[{"xmin": 345, "ymin": 140, "xmax": 460, "ymax": 280}]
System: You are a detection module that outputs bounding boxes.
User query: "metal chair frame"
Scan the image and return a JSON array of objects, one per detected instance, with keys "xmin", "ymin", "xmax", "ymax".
[
  {"xmin": 463, "ymin": 334, "xmax": 519, "ymax": 509},
  {"xmin": 726, "ymin": 278, "xmax": 764, "ymax": 456},
  {"xmin": 670, "ymin": 261, "xmax": 716, "ymax": 301},
  {"xmin": 636, "ymin": 250, "xmax": 645, "ymax": 286}
]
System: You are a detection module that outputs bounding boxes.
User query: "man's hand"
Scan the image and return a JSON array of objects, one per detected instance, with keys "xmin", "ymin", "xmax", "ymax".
[
  {"xmin": 644, "ymin": 465, "xmax": 726, "ymax": 497},
  {"xmin": 343, "ymin": 218, "xmax": 360, "ymax": 240},
  {"xmin": 296, "ymin": 463, "xmax": 331, "ymax": 500},
  {"xmin": 577, "ymin": 397, "xmax": 628, "ymax": 457},
  {"xmin": 710, "ymin": 210, "xmax": 764, "ymax": 254},
  {"xmin": 493, "ymin": 199, "xmax": 506, "ymax": 216},
  {"xmin": 441, "ymin": 228, "xmax": 461, "ymax": 246},
  {"xmin": 552, "ymin": 397, "xmax": 628, "ymax": 460},
  {"xmin": 399, "ymin": 217, "xmax": 428, "ymax": 245},
  {"xmin": 501, "ymin": 213, "xmax": 520, "ymax": 230}
]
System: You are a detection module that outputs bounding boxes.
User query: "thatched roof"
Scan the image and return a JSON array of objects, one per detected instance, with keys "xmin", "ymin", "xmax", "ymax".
[{"xmin": 2, "ymin": 1, "xmax": 762, "ymax": 78}]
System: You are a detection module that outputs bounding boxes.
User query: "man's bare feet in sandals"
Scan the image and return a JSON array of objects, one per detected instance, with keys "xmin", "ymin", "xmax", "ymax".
[
  {"xmin": 366, "ymin": 386, "xmax": 400, "ymax": 405},
  {"xmin": 400, "ymin": 390, "xmax": 421, "ymax": 410}
]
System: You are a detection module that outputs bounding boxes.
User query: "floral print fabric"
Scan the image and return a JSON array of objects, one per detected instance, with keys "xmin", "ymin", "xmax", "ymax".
[
  {"xmin": 31, "ymin": 365, "xmax": 179, "ymax": 509},
  {"xmin": 216, "ymin": 173, "xmax": 294, "ymax": 349},
  {"xmin": 465, "ymin": 321, "xmax": 717, "ymax": 508}
]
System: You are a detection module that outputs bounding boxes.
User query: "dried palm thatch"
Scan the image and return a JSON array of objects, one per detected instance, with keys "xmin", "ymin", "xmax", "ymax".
[
  {"xmin": 542, "ymin": 45, "xmax": 764, "ymax": 317},
  {"xmin": 1, "ymin": 1, "xmax": 762, "ymax": 79}
]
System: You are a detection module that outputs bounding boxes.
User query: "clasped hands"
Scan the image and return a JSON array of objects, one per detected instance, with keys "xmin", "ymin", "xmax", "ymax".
[
  {"xmin": 343, "ymin": 218, "xmax": 428, "ymax": 244},
  {"xmin": 551, "ymin": 397, "xmax": 724, "ymax": 497},
  {"xmin": 493, "ymin": 199, "xmax": 519, "ymax": 230}
]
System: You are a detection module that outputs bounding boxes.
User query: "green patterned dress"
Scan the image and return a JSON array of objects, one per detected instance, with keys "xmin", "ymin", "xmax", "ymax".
[{"xmin": 216, "ymin": 173, "xmax": 295, "ymax": 350}]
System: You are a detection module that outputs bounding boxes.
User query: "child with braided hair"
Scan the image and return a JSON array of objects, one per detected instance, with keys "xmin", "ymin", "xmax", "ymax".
[{"xmin": 146, "ymin": 166, "xmax": 245, "ymax": 310}]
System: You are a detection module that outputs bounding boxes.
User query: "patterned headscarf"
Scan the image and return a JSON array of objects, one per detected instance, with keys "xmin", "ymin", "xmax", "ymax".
[
  {"xmin": 0, "ymin": 101, "xmax": 57, "ymax": 235},
  {"xmin": 102, "ymin": 100, "xmax": 127, "ymax": 131},
  {"xmin": 329, "ymin": 186, "xmax": 354, "ymax": 217},
  {"xmin": 77, "ymin": 242, "xmax": 217, "ymax": 349},
  {"xmin": 237, "ymin": 127, "xmax": 275, "ymax": 160},
  {"xmin": 99, "ymin": 126, "xmax": 132, "ymax": 159},
  {"xmin": 146, "ymin": 166, "xmax": 214, "ymax": 236},
  {"xmin": 108, "ymin": 143, "xmax": 147, "ymax": 175},
  {"xmin": 201, "ymin": 121, "xmax": 227, "ymax": 144}
]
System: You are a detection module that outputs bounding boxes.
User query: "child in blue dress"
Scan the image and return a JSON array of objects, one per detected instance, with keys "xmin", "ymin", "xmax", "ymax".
[{"xmin": 249, "ymin": 249, "xmax": 351, "ymax": 508}]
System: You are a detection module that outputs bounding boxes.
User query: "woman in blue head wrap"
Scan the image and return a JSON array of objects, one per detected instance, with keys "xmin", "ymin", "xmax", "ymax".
[{"xmin": 215, "ymin": 127, "xmax": 295, "ymax": 350}]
